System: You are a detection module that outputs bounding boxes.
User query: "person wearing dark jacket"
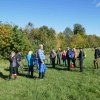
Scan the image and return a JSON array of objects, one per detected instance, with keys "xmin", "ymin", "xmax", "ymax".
[
  {"xmin": 94, "ymin": 48, "xmax": 99, "ymax": 69},
  {"xmin": 66, "ymin": 47, "xmax": 70, "ymax": 70},
  {"xmin": 72, "ymin": 48, "xmax": 77, "ymax": 67},
  {"xmin": 9, "ymin": 51, "xmax": 18, "ymax": 80},
  {"xmin": 51, "ymin": 50, "xmax": 56, "ymax": 68},
  {"xmin": 50, "ymin": 51, "xmax": 52, "ymax": 65},
  {"xmin": 17, "ymin": 51, "xmax": 24, "ymax": 73},
  {"xmin": 78, "ymin": 48, "xmax": 85, "ymax": 72}
]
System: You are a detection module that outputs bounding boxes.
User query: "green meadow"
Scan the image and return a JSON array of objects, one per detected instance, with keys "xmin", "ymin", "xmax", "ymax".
[{"xmin": 0, "ymin": 49, "xmax": 100, "ymax": 100}]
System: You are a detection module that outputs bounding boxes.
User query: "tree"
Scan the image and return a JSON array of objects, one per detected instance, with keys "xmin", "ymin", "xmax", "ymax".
[
  {"xmin": 0, "ymin": 23, "xmax": 13, "ymax": 58},
  {"xmin": 1, "ymin": 22, "xmax": 100, "ymax": 59},
  {"xmin": 24, "ymin": 22, "xmax": 33, "ymax": 33},
  {"xmin": 87, "ymin": 35, "xmax": 100, "ymax": 48},
  {"xmin": 63, "ymin": 27, "xmax": 73, "ymax": 37},
  {"xmin": 70, "ymin": 34, "xmax": 87, "ymax": 48},
  {"xmin": 56, "ymin": 32, "xmax": 67, "ymax": 49},
  {"xmin": 73, "ymin": 24, "xmax": 86, "ymax": 35},
  {"xmin": 63, "ymin": 27, "xmax": 73, "ymax": 47},
  {"xmin": 26, "ymin": 26, "xmax": 57, "ymax": 52}
]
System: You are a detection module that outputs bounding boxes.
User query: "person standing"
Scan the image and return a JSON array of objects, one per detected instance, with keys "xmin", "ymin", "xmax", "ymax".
[
  {"xmin": 9, "ymin": 51, "xmax": 18, "ymax": 80},
  {"xmin": 51, "ymin": 50, "xmax": 56, "ymax": 68},
  {"xmin": 78, "ymin": 48, "xmax": 85, "ymax": 72},
  {"xmin": 66, "ymin": 47, "xmax": 70, "ymax": 70},
  {"xmin": 17, "ymin": 51, "xmax": 24, "ymax": 73},
  {"xmin": 72, "ymin": 48, "xmax": 77, "ymax": 67},
  {"xmin": 34, "ymin": 53, "xmax": 39, "ymax": 70},
  {"xmin": 62, "ymin": 50, "xmax": 67, "ymax": 67},
  {"xmin": 94, "ymin": 47, "xmax": 99, "ymax": 69},
  {"xmin": 26, "ymin": 51, "xmax": 34, "ymax": 78},
  {"xmin": 57, "ymin": 48, "xmax": 61, "ymax": 65},
  {"xmin": 50, "ymin": 51, "xmax": 52, "ymax": 65},
  {"xmin": 37, "ymin": 44, "xmax": 46, "ymax": 79}
]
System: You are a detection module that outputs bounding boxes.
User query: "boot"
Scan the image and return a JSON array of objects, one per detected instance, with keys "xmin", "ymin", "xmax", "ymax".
[
  {"xmin": 42, "ymin": 72, "xmax": 44, "ymax": 78},
  {"xmin": 39, "ymin": 72, "xmax": 42, "ymax": 79}
]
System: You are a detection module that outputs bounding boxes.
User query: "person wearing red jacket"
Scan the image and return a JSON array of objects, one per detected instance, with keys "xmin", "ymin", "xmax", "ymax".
[{"xmin": 62, "ymin": 50, "xmax": 67, "ymax": 67}]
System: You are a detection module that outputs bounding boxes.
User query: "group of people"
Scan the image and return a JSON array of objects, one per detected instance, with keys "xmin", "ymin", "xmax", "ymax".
[
  {"xmin": 50, "ymin": 47, "xmax": 100, "ymax": 71},
  {"xmin": 50, "ymin": 47, "xmax": 85, "ymax": 72},
  {"xmin": 9, "ymin": 44, "xmax": 46, "ymax": 80},
  {"xmin": 8, "ymin": 44, "xmax": 100, "ymax": 80}
]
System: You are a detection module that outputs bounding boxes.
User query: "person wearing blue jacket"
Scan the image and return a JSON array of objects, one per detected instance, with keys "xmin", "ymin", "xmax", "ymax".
[
  {"xmin": 26, "ymin": 51, "xmax": 34, "ymax": 78},
  {"xmin": 37, "ymin": 44, "xmax": 46, "ymax": 79}
]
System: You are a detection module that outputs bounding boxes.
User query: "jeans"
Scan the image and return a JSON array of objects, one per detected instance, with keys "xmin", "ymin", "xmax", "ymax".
[
  {"xmin": 28, "ymin": 66, "xmax": 33, "ymax": 77},
  {"xmin": 79, "ymin": 60, "xmax": 83, "ymax": 72},
  {"xmin": 38, "ymin": 63, "xmax": 45, "ymax": 79},
  {"xmin": 57, "ymin": 57, "xmax": 61, "ymax": 65},
  {"xmin": 67, "ymin": 59, "xmax": 70, "ymax": 70},
  {"xmin": 9, "ymin": 67, "xmax": 17, "ymax": 79},
  {"xmin": 62, "ymin": 59, "xmax": 66, "ymax": 67},
  {"xmin": 52, "ymin": 58, "xmax": 55, "ymax": 68}
]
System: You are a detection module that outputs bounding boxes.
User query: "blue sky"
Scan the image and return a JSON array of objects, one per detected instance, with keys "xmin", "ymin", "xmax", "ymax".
[{"xmin": 0, "ymin": 0, "xmax": 100, "ymax": 35}]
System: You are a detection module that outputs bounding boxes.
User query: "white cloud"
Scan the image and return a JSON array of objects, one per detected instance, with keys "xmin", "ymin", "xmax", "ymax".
[
  {"xmin": 96, "ymin": 2, "xmax": 100, "ymax": 7},
  {"xmin": 92, "ymin": 0, "xmax": 100, "ymax": 7}
]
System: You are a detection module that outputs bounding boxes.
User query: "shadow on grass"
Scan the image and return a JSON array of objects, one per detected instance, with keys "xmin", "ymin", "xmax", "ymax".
[
  {"xmin": 18, "ymin": 73, "xmax": 38, "ymax": 79},
  {"xmin": 18, "ymin": 73, "xmax": 27, "ymax": 77},
  {"xmin": 47, "ymin": 64, "xmax": 67, "ymax": 71},
  {"xmin": 4, "ymin": 68, "xmax": 9, "ymax": 71},
  {"xmin": 54, "ymin": 67, "xmax": 67, "ymax": 71},
  {"xmin": 47, "ymin": 64, "xmax": 81, "ymax": 72},
  {"xmin": 4, "ymin": 68, "xmax": 38, "ymax": 79},
  {"xmin": 0, "ymin": 72, "xmax": 8, "ymax": 80}
]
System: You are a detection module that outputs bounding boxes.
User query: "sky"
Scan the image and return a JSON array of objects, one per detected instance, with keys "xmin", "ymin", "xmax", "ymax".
[{"xmin": 0, "ymin": 0, "xmax": 100, "ymax": 36}]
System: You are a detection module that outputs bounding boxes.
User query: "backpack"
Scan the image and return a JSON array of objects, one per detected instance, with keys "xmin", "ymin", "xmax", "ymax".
[
  {"xmin": 68, "ymin": 50, "xmax": 74, "ymax": 59},
  {"xmin": 97, "ymin": 49, "xmax": 100, "ymax": 57},
  {"xmin": 17, "ymin": 54, "xmax": 22, "ymax": 61}
]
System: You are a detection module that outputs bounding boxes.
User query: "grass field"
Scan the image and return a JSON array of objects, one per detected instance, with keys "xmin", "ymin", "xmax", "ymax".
[{"xmin": 0, "ymin": 49, "xmax": 100, "ymax": 100}]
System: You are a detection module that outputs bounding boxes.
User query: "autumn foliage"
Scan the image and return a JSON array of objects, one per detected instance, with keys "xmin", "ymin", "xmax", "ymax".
[{"xmin": 0, "ymin": 22, "xmax": 100, "ymax": 58}]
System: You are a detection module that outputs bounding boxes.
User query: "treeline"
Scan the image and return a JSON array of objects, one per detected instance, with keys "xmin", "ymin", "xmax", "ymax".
[{"xmin": 0, "ymin": 22, "xmax": 100, "ymax": 58}]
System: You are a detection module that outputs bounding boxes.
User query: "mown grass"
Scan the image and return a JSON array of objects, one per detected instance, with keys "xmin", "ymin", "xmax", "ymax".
[{"xmin": 0, "ymin": 48, "xmax": 100, "ymax": 100}]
